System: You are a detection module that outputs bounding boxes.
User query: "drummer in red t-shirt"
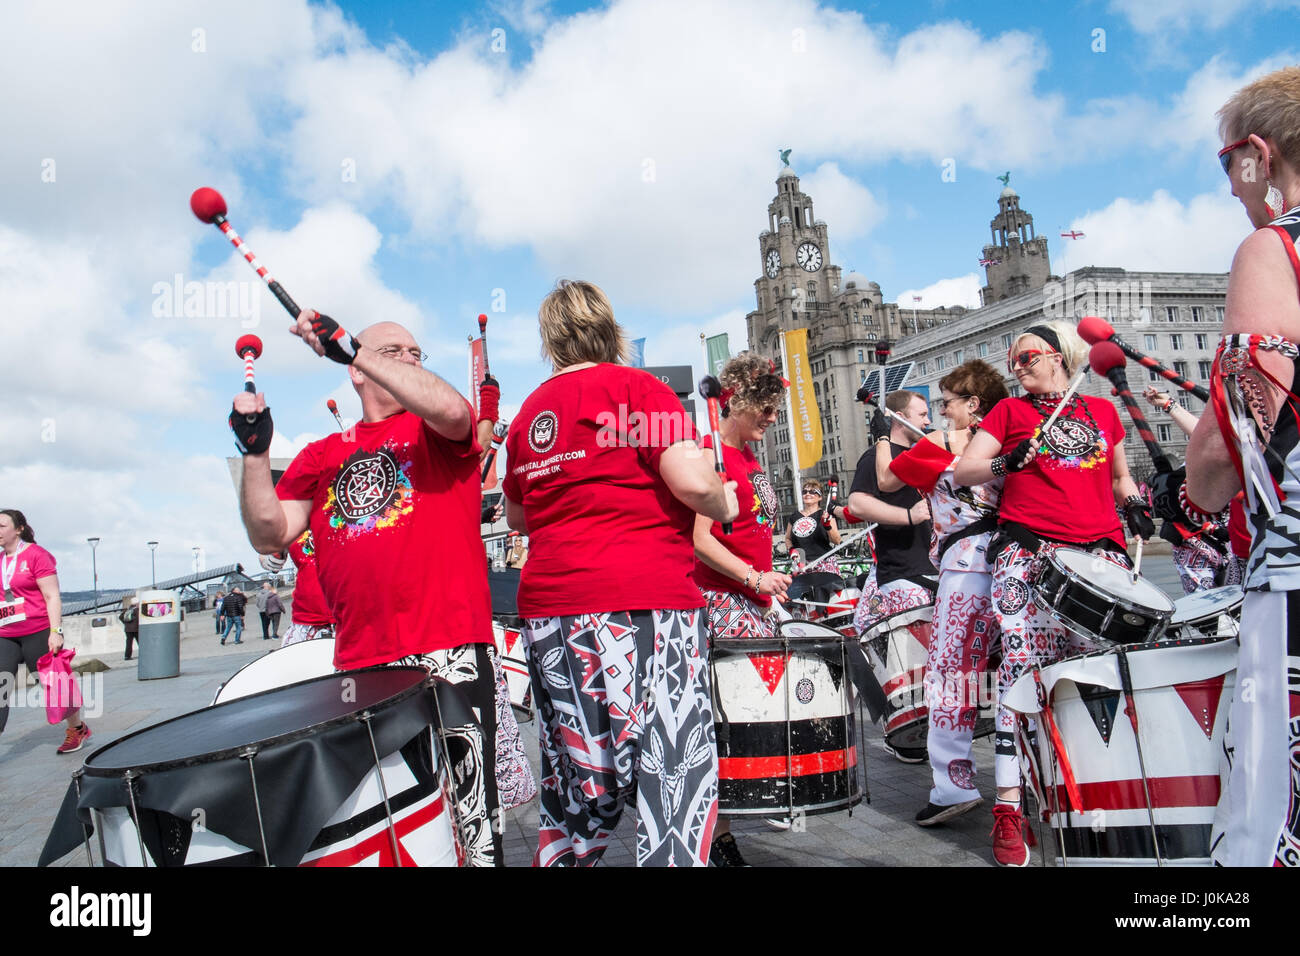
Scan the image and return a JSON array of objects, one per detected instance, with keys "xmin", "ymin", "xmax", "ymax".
[
  {"xmin": 954, "ymin": 320, "xmax": 1154, "ymax": 866},
  {"xmin": 692, "ymin": 352, "xmax": 793, "ymax": 866},
  {"xmin": 232, "ymin": 312, "xmax": 503, "ymax": 866},
  {"xmin": 502, "ymin": 279, "xmax": 739, "ymax": 868}
]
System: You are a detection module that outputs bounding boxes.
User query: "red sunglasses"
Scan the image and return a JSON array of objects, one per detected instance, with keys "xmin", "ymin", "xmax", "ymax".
[
  {"xmin": 1218, "ymin": 137, "xmax": 1251, "ymax": 175},
  {"xmin": 1008, "ymin": 348, "xmax": 1057, "ymax": 371}
]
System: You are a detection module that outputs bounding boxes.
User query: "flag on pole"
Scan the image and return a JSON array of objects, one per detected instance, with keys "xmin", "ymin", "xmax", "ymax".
[
  {"xmin": 628, "ymin": 338, "xmax": 646, "ymax": 368},
  {"xmin": 705, "ymin": 333, "xmax": 731, "ymax": 378},
  {"xmin": 782, "ymin": 328, "xmax": 822, "ymax": 470}
]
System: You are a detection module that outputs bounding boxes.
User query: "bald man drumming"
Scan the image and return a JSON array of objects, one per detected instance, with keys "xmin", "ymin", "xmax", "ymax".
[{"xmin": 231, "ymin": 311, "xmax": 504, "ymax": 866}]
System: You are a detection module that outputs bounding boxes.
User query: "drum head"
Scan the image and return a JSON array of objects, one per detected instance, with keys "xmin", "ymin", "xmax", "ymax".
[
  {"xmin": 86, "ymin": 667, "xmax": 429, "ymax": 774},
  {"xmin": 213, "ymin": 638, "xmax": 337, "ymax": 704},
  {"xmin": 1170, "ymin": 586, "xmax": 1245, "ymax": 625},
  {"xmin": 1053, "ymin": 549, "xmax": 1173, "ymax": 611}
]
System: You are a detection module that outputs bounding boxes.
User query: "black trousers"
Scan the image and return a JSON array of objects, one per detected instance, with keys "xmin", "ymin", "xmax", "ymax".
[{"xmin": 0, "ymin": 630, "xmax": 49, "ymax": 734}]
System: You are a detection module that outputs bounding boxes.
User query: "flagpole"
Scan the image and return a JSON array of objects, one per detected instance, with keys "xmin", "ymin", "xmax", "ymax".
[{"xmin": 780, "ymin": 329, "xmax": 801, "ymax": 510}]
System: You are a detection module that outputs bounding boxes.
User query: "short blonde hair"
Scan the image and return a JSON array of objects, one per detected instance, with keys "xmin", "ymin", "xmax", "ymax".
[
  {"xmin": 1012, "ymin": 320, "xmax": 1087, "ymax": 377},
  {"xmin": 1218, "ymin": 66, "xmax": 1300, "ymax": 171},
  {"xmin": 537, "ymin": 279, "xmax": 629, "ymax": 369}
]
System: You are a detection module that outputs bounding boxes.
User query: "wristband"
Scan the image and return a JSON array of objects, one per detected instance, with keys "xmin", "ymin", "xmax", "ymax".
[
  {"xmin": 755, "ymin": 571, "xmax": 765, "ymax": 595},
  {"xmin": 906, "ymin": 506, "xmax": 913, "ymax": 526},
  {"xmin": 990, "ymin": 455, "xmax": 1008, "ymax": 478},
  {"xmin": 1122, "ymin": 495, "xmax": 1145, "ymax": 511},
  {"xmin": 743, "ymin": 568, "xmax": 755, "ymax": 590}
]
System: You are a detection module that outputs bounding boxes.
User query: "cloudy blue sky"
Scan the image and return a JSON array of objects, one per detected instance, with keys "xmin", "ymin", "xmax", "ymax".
[{"xmin": 2, "ymin": 0, "xmax": 1295, "ymax": 588}]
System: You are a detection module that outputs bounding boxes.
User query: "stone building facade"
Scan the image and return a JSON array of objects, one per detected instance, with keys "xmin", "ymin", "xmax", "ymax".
[{"xmin": 742, "ymin": 166, "xmax": 1227, "ymax": 506}]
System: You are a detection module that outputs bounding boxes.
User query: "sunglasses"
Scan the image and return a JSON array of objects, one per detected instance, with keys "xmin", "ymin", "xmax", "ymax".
[
  {"xmin": 802, "ymin": 489, "xmax": 820, "ymax": 496},
  {"xmin": 1218, "ymin": 137, "xmax": 1251, "ymax": 175},
  {"xmin": 1008, "ymin": 349, "xmax": 1057, "ymax": 371}
]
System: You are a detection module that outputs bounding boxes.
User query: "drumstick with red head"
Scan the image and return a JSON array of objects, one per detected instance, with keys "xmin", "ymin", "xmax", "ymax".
[
  {"xmin": 478, "ymin": 313, "xmax": 491, "ymax": 374},
  {"xmin": 235, "ymin": 335, "xmax": 263, "ymax": 424},
  {"xmin": 326, "ymin": 399, "xmax": 345, "ymax": 431},
  {"xmin": 190, "ymin": 187, "xmax": 302, "ymax": 320},
  {"xmin": 1077, "ymin": 315, "xmax": 1209, "ymax": 401},
  {"xmin": 698, "ymin": 375, "xmax": 733, "ymax": 535},
  {"xmin": 1088, "ymin": 341, "xmax": 1173, "ymax": 474}
]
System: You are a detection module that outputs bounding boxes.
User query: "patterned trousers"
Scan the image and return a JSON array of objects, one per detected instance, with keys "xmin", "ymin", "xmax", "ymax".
[
  {"xmin": 926, "ymin": 569, "xmax": 997, "ymax": 805},
  {"xmin": 521, "ymin": 609, "xmax": 718, "ymax": 867},
  {"xmin": 703, "ymin": 588, "xmax": 775, "ymax": 641},
  {"xmin": 1211, "ymin": 590, "xmax": 1300, "ymax": 866},
  {"xmin": 991, "ymin": 543, "xmax": 1130, "ymax": 790},
  {"xmin": 390, "ymin": 642, "xmax": 503, "ymax": 867},
  {"xmin": 1172, "ymin": 536, "xmax": 1241, "ymax": 594}
]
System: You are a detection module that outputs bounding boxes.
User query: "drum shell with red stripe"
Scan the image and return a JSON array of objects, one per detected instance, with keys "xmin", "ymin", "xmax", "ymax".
[
  {"xmin": 1004, "ymin": 636, "xmax": 1236, "ymax": 865},
  {"xmin": 861, "ymin": 605, "xmax": 932, "ymax": 756},
  {"xmin": 711, "ymin": 628, "xmax": 860, "ymax": 816}
]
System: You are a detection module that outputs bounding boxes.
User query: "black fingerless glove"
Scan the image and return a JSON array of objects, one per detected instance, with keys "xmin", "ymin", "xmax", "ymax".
[
  {"xmin": 1124, "ymin": 497, "xmax": 1156, "ymax": 540},
  {"xmin": 1006, "ymin": 438, "xmax": 1034, "ymax": 471},
  {"xmin": 309, "ymin": 313, "xmax": 361, "ymax": 365},
  {"xmin": 870, "ymin": 409, "xmax": 891, "ymax": 442},
  {"xmin": 230, "ymin": 405, "xmax": 273, "ymax": 455}
]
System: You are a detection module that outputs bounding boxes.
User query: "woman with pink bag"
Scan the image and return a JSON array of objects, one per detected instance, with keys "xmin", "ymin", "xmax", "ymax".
[{"xmin": 0, "ymin": 509, "xmax": 90, "ymax": 754}]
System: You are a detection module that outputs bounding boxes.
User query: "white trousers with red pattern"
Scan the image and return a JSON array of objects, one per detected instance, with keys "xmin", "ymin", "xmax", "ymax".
[
  {"xmin": 926, "ymin": 569, "xmax": 997, "ymax": 806},
  {"xmin": 991, "ymin": 542, "xmax": 1130, "ymax": 790}
]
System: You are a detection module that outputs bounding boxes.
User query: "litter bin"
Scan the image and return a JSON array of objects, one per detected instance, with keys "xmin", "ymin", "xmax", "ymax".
[{"xmin": 136, "ymin": 589, "xmax": 181, "ymax": 680}]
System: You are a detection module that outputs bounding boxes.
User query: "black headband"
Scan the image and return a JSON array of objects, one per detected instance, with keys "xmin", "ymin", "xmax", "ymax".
[{"xmin": 1022, "ymin": 325, "xmax": 1062, "ymax": 356}]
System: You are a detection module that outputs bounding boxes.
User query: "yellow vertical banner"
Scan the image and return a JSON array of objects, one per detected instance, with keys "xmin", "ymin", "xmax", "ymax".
[{"xmin": 783, "ymin": 328, "xmax": 823, "ymax": 470}]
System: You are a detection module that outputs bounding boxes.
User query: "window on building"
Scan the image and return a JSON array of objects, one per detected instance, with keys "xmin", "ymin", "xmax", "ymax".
[
  {"xmin": 935, "ymin": 355, "xmax": 946, "ymax": 371},
  {"xmin": 917, "ymin": 360, "xmax": 926, "ymax": 374},
  {"xmin": 1170, "ymin": 334, "xmax": 1183, "ymax": 349},
  {"xmin": 1199, "ymin": 360, "xmax": 1212, "ymax": 379},
  {"xmin": 1157, "ymin": 424, "xmax": 1173, "ymax": 443},
  {"xmin": 954, "ymin": 348, "xmax": 964, "ymax": 364},
  {"xmin": 807, "ymin": 282, "xmax": 817, "ymax": 302},
  {"xmin": 859, "ymin": 369, "xmax": 867, "ymax": 383},
  {"xmin": 977, "ymin": 343, "xmax": 989, "ymax": 358},
  {"xmin": 857, "ymin": 349, "xmax": 864, "ymax": 362},
  {"xmin": 1166, "ymin": 306, "xmax": 1178, "ymax": 323},
  {"xmin": 1191, "ymin": 307, "xmax": 1203, "ymax": 322},
  {"xmin": 1216, "ymin": 306, "xmax": 1225, "ymax": 323},
  {"xmin": 867, "ymin": 332, "xmax": 877, "ymax": 341},
  {"xmin": 1196, "ymin": 334, "xmax": 1208, "ymax": 350},
  {"xmin": 1002, "ymin": 333, "xmax": 1014, "ymax": 349},
  {"xmin": 1144, "ymin": 334, "xmax": 1157, "ymax": 351},
  {"xmin": 1174, "ymin": 361, "xmax": 1188, "ymax": 378},
  {"xmin": 1149, "ymin": 369, "xmax": 1160, "ymax": 382}
]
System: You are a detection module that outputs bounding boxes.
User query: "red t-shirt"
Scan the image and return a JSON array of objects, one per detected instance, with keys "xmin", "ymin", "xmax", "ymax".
[
  {"xmin": 980, "ymin": 394, "xmax": 1125, "ymax": 546},
  {"xmin": 692, "ymin": 436, "xmax": 779, "ymax": 606},
  {"xmin": 287, "ymin": 530, "xmax": 332, "ymax": 627},
  {"xmin": 0, "ymin": 543, "xmax": 56, "ymax": 637},
  {"xmin": 503, "ymin": 364, "xmax": 704, "ymax": 617},
  {"xmin": 277, "ymin": 410, "xmax": 491, "ymax": 669}
]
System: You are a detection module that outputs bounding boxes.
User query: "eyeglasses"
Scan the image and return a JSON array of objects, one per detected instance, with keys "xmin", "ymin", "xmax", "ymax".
[
  {"xmin": 375, "ymin": 345, "xmax": 428, "ymax": 362},
  {"xmin": 1218, "ymin": 137, "xmax": 1251, "ymax": 175},
  {"xmin": 1009, "ymin": 349, "xmax": 1056, "ymax": 371},
  {"xmin": 939, "ymin": 395, "xmax": 970, "ymax": 409}
]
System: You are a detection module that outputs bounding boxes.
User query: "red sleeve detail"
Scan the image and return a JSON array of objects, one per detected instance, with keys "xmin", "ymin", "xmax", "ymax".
[
  {"xmin": 888, "ymin": 439, "xmax": 956, "ymax": 495},
  {"xmin": 1229, "ymin": 493, "xmax": 1251, "ymax": 558}
]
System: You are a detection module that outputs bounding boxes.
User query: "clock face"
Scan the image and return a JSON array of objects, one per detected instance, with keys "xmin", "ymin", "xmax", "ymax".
[
  {"xmin": 797, "ymin": 242, "xmax": 823, "ymax": 272},
  {"xmin": 765, "ymin": 249, "xmax": 781, "ymax": 279}
]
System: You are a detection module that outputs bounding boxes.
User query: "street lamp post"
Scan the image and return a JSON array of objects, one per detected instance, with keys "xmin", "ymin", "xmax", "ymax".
[
  {"xmin": 192, "ymin": 546, "xmax": 201, "ymax": 575},
  {"xmin": 87, "ymin": 537, "xmax": 100, "ymax": 610},
  {"xmin": 147, "ymin": 541, "xmax": 158, "ymax": 587}
]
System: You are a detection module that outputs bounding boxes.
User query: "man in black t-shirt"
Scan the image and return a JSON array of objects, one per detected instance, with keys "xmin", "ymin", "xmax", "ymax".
[{"xmin": 847, "ymin": 390, "xmax": 938, "ymax": 762}]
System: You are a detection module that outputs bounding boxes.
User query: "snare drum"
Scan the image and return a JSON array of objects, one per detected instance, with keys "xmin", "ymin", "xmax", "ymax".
[
  {"xmin": 75, "ymin": 668, "xmax": 461, "ymax": 867},
  {"xmin": 711, "ymin": 621, "xmax": 860, "ymax": 817},
  {"xmin": 1003, "ymin": 636, "xmax": 1237, "ymax": 865},
  {"xmin": 1167, "ymin": 586, "xmax": 1244, "ymax": 640},
  {"xmin": 861, "ymin": 604, "xmax": 933, "ymax": 759},
  {"xmin": 1032, "ymin": 548, "xmax": 1174, "ymax": 648},
  {"xmin": 212, "ymin": 638, "xmax": 337, "ymax": 704}
]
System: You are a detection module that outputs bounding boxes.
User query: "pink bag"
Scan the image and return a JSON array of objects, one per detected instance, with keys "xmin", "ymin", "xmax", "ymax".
[{"xmin": 37, "ymin": 649, "xmax": 83, "ymax": 724}]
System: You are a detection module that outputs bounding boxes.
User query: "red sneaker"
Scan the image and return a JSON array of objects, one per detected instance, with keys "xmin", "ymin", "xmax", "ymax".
[
  {"xmin": 990, "ymin": 803, "xmax": 1030, "ymax": 867},
  {"xmin": 56, "ymin": 723, "xmax": 92, "ymax": 755}
]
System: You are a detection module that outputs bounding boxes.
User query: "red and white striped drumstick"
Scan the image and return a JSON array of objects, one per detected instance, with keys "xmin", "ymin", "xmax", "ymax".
[
  {"xmin": 235, "ymin": 334, "xmax": 263, "ymax": 424},
  {"xmin": 190, "ymin": 187, "xmax": 302, "ymax": 319}
]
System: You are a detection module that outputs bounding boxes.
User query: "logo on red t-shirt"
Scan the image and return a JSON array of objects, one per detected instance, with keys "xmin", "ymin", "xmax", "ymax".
[
  {"xmin": 1041, "ymin": 417, "xmax": 1101, "ymax": 462},
  {"xmin": 331, "ymin": 447, "xmax": 402, "ymax": 523},
  {"xmin": 528, "ymin": 411, "xmax": 558, "ymax": 453},
  {"xmin": 751, "ymin": 471, "xmax": 778, "ymax": 525}
]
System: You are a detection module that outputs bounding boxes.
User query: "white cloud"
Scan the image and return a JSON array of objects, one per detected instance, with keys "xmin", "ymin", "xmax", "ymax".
[
  {"xmin": 799, "ymin": 164, "xmax": 884, "ymax": 241},
  {"xmin": 896, "ymin": 274, "xmax": 983, "ymax": 310},
  {"xmin": 1109, "ymin": 0, "xmax": 1300, "ymax": 34},
  {"xmin": 1155, "ymin": 53, "xmax": 1300, "ymax": 152},
  {"xmin": 1058, "ymin": 188, "xmax": 1248, "ymax": 274}
]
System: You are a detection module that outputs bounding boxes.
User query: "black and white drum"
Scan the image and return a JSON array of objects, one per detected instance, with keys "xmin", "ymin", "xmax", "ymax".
[
  {"xmin": 212, "ymin": 638, "xmax": 337, "ymax": 704},
  {"xmin": 1167, "ymin": 586, "xmax": 1244, "ymax": 641},
  {"xmin": 711, "ymin": 620, "xmax": 860, "ymax": 817},
  {"xmin": 73, "ymin": 668, "xmax": 461, "ymax": 867},
  {"xmin": 1032, "ymin": 548, "xmax": 1173, "ymax": 649},
  {"xmin": 860, "ymin": 604, "xmax": 932, "ymax": 759},
  {"xmin": 1003, "ymin": 636, "xmax": 1236, "ymax": 866}
]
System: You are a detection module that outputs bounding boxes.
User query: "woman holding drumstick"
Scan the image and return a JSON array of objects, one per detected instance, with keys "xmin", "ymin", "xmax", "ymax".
[{"xmin": 954, "ymin": 321, "xmax": 1154, "ymax": 866}]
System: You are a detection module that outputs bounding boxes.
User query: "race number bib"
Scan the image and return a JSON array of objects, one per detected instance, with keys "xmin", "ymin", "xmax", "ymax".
[{"xmin": 0, "ymin": 597, "xmax": 27, "ymax": 629}]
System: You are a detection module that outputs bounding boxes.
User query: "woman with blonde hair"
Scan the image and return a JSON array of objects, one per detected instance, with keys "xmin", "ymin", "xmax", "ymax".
[
  {"xmin": 955, "ymin": 320, "xmax": 1153, "ymax": 865},
  {"xmin": 1186, "ymin": 65, "xmax": 1300, "ymax": 866},
  {"xmin": 504, "ymin": 279, "xmax": 738, "ymax": 867}
]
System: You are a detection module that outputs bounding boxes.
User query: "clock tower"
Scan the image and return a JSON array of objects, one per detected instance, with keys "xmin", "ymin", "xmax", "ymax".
[{"xmin": 755, "ymin": 165, "xmax": 841, "ymax": 329}]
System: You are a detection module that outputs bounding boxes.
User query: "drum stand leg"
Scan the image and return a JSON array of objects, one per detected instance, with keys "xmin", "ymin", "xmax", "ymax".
[
  {"xmin": 857, "ymin": 698, "xmax": 871, "ymax": 805},
  {"xmin": 123, "ymin": 770, "xmax": 150, "ymax": 867},
  {"xmin": 71, "ymin": 769, "xmax": 95, "ymax": 867},
  {"xmin": 840, "ymin": 641, "xmax": 854, "ymax": 814},
  {"xmin": 1116, "ymin": 648, "xmax": 1164, "ymax": 867},
  {"xmin": 426, "ymin": 677, "xmax": 473, "ymax": 865},
  {"xmin": 238, "ymin": 746, "xmax": 274, "ymax": 866},
  {"xmin": 1025, "ymin": 715, "xmax": 1068, "ymax": 867},
  {"xmin": 360, "ymin": 710, "xmax": 403, "ymax": 867},
  {"xmin": 783, "ymin": 636, "xmax": 795, "ymax": 825}
]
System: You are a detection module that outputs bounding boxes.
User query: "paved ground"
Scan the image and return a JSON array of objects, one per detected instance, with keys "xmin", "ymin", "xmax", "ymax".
[{"xmin": 8, "ymin": 555, "xmax": 1189, "ymax": 868}]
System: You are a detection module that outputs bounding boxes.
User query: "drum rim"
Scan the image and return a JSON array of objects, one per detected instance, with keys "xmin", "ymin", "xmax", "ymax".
[
  {"xmin": 714, "ymin": 633, "xmax": 850, "ymax": 653},
  {"xmin": 1039, "ymin": 549, "xmax": 1175, "ymax": 615},
  {"xmin": 1054, "ymin": 633, "xmax": 1236, "ymax": 664},
  {"xmin": 81, "ymin": 666, "xmax": 432, "ymax": 778},
  {"xmin": 215, "ymin": 638, "xmax": 337, "ymax": 696},
  {"xmin": 1169, "ymin": 586, "xmax": 1246, "ymax": 624}
]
